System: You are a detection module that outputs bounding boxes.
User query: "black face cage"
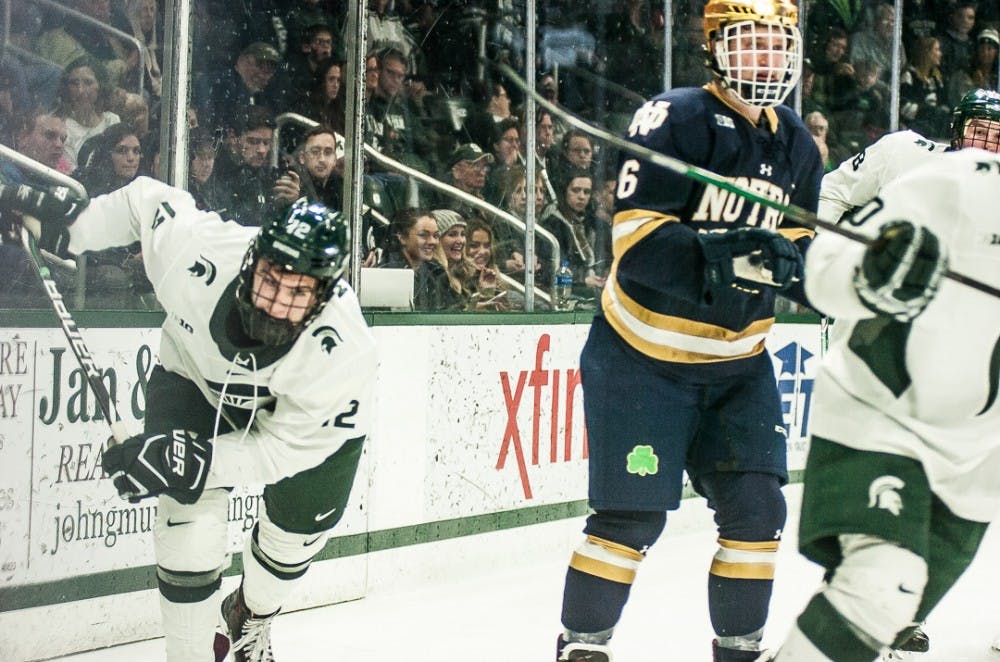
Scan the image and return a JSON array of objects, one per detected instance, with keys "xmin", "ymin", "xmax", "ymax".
[{"xmin": 235, "ymin": 246, "xmax": 337, "ymax": 346}]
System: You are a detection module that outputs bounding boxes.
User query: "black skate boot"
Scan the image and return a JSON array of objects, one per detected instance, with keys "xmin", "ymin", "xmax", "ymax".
[
  {"xmin": 218, "ymin": 584, "xmax": 279, "ymax": 662},
  {"xmin": 712, "ymin": 639, "xmax": 774, "ymax": 661},
  {"xmin": 556, "ymin": 634, "xmax": 613, "ymax": 661}
]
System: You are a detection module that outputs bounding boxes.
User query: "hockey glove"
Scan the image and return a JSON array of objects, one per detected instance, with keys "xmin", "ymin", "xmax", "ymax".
[
  {"xmin": 699, "ymin": 228, "xmax": 803, "ymax": 292},
  {"xmin": 853, "ymin": 220, "xmax": 946, "ymax": 322},
  {"xmin": 0, "ymin": 183, "xmax": 86, "ymax": 223},
  {"xmin": 102, "ymin": 430, "xmax": 212, "ymax": 504}
]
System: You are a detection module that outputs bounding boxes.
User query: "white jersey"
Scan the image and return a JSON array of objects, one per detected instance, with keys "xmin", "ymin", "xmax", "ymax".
[
  {"xmin": 805, "ymin": 149, "xmax": 1000, "ymax": 521},
  {"xmin": 67, "ymin": 177, "xmax": 376, "ymax": 489},
  {"xmin": 818, "ymin": 130, "xmax": 949, "ymax": 223}
]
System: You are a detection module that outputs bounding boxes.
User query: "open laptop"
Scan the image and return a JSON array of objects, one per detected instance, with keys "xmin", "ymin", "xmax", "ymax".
[{"xmin": 358, "ymin": 268, "xmax": 414, "ymax": 310}]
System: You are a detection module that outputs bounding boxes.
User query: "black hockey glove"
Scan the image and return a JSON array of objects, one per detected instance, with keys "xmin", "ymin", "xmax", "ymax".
[
  {"xmin": 0, "ymin": 183, "xmax": 86, "ymax": 223},
  {"xmin": 854, "ymin": 220, "xmax": 946, "ymax": 322},
  {"xmin": 102, "ymin": 430, "xmax": 212, "ymax": 504},
  {"xmin": 0, "ymin": 183, "xmax": 86, "ymax": 256},
  {"xmin": 699, "ymin": 228, "xmax": 803, "ymax": 293}
]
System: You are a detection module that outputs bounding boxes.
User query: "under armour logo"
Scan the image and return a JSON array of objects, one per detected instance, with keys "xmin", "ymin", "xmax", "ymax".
[
  {"xmin": 868, "ymin": 475, "xmax": 905, "ymax": 516},
  {"xmin": 759, "ymin": 163, "xmax": 773, "ymax": 177}
]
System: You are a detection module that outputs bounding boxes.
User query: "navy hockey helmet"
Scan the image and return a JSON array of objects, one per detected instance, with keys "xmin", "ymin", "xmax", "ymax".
[
  {"xmin": 703, "ymin": 0, "xmax": 803, "ymax": 108},
  {"xmin": 950, "ymin": 88, "xmax": 1000, "ymax": 152},
  {"xmin": 237, "ymin": 199, "xmax": 350, "ymax": 345}
]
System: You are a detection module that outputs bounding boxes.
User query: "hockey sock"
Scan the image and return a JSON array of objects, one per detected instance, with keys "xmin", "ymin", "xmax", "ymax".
[
  {"xmin": 159, "ymin": 591, "xmax": 224, "ymax": 662},
  {"xmin": 241, "ymin": 522, "xmax": 321, "ymax": 615},
  {"xmin": 794, "ymin": 592, "xmax": 880, "ymax": 661},
  {"xmin": 561, "ymin": 535, "xmax": 643, "ymax": 633},
  {"xmin": 708, "ymin": 538, "xmax": 778, "ymax": 640}
]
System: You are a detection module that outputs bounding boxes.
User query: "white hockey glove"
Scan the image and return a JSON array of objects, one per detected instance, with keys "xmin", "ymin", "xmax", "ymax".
[
  {"xmin": 102, "ymin": 430, "xmax": 212, "ymax": 504},
  {"xmin": 699, "ymin": 228, "xmax": 803, "ymax": 293},
  {"xmin": 853, "ymin": 220, "xmax": 946, "ymax": 322}
]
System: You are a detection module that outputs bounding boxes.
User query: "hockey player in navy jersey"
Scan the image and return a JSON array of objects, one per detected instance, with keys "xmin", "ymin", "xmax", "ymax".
[
  {"xmin": 0, "ymin": 177, "xmax": 375, "ymax": 662},
  {"xmin": 553, "ymin": 1, "xmax": 822, "ymax": 661}
]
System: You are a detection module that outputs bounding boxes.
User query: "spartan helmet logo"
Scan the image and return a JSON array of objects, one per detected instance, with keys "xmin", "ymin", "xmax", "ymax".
[{"xmin": 867, "ymin": 476, "xmax": 906, "ymax": 516}]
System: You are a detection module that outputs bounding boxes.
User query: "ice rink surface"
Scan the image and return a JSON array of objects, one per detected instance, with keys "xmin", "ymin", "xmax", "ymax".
[{"xmin": 53, "ymin": 485, "xmax": 1000, "ymax": 661}]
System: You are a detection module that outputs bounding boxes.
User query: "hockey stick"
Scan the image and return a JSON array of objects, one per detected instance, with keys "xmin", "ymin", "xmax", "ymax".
[
  {"xmin": 495, "ymin": 62, "xmax": 1000, "ymax": 300},
  {"xmin": 20, "ymin": 221, "xmax": 130, "ymax": 443}
]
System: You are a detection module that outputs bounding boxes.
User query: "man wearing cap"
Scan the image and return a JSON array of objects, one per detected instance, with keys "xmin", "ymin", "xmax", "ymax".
[
  {"xmin": 195, "ymin": 41, "xmax": 288, "ymax": 133},
  {"xmin": 424, "ymin": 142, "xmax": 494, "ymax": 217}
]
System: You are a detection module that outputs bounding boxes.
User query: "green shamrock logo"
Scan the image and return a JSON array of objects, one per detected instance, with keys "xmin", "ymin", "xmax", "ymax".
[{"xmin": 626, "ymin": 445, "xmax": 659, "ymax": 476}]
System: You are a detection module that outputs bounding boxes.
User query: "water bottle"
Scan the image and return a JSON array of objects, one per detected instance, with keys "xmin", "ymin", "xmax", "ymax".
[{"xmin": 555, "ymin": 259, "xmax": 573, "ymax": 311}]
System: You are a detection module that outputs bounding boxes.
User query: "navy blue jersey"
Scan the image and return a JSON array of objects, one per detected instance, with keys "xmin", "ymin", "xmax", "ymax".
[{"xmin": 601, "ymin": 83, "xmax": 822, "ymax": 378}]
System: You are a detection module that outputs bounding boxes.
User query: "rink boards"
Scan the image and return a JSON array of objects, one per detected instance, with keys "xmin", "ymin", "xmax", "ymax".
[{"xmin": 0, "ymin": 315, "xmax": 822, "ymax": 660}]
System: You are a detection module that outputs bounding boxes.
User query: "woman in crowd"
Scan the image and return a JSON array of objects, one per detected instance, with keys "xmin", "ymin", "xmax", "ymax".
[
  {"xmin": 378, "ymin": 207, "xmax": 461, "ymax": 311},
  {"xmin": 900, "ymin": 36, "xmax": 951, "ymax": 139},
  {"xmin": 75, "ymin": 123, "xmax": 151, "ymax": 307},
  {"xmin": 539, "ymin": 168, "xmax": 609, "ymax": 299},
  {"xmin": 309, "ymin": 58, "xmax": 346, "ymax": 136},
  {"xmin": 54, "ymin": 56, "xmax": 121, "ymax": 172},
  {"xmin": 465, "ymin": 215, "xmax": 511, "ymax": 312}
]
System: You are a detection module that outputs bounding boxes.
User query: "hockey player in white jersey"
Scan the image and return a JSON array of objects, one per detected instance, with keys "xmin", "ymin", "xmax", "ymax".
[
  {"xmin": 0, "ymin": 176, "xmax": 376, "ymax": 662},
  {"xmin": 813, "ymin": 87, "xmax": 1000, "ymax": 658},
  {"xmin": 771, "ymin": 147, "xmax": 1000, "ymax": 662},
  {"xmin": 819, "ymin": 88, "xmax": 1000, "ymax": 224}
]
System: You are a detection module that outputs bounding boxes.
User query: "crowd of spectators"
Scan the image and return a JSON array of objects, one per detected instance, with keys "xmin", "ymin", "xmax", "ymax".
[{"xmin": 1, "ymin": 0, "xmax": 998, "ymax": 312}]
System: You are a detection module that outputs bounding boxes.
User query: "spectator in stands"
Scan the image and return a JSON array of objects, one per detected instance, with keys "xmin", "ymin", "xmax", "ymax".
[
  {"xmin": 284, "ymin": 0, "xmax": 340, "ymax": 56},
  {"xmin": 936, "ymin": 1, "xmax": 977, "ymax": 81},
  {"xmin": 366, "ymin": 0, "xmax": 419, "ymax": 70},
  {"xmin": 54, "ymin": 56, "xmax": 121, "ymax": 172},
  {"xmin": 526, "ymin": 108, "xmax": 558, "ymax": 166},
  {"xmin": 112, "ymin": 90, "xmax": 151, "ymax": 139},
  {"xmin": 539, "ymin": 167, "xmax": 608, "ymax": 296},
  {"xmin": 809, "ymin": 27, "xmax": 855, "ymax": 111},
  {"xmin": 483, "ymin": 118, "xmax": 522, "ymax": 207},
  {"xmin": 187, "ymin": 128, "xmax": 220, "ymax": 211},
  {"xmin": 34, "ymin": 0, "xmax": 138, "ymax": 92},
  {"xmin": 538, "ymin": 72, "xmax": 569, "ymax": 145},
  {"xmin": 550, "ymin": 129, "xmax": 595, "ymax": 186},
  {"xmin": 463, "ymin": 79, "xmax": 518, "ymax": 153},
  {"xmin": 8, "ymin": 4, "xmax": 62, "ymax": 109},
  {"xmin": 272, "ymin": 125, "xmax": 343, "ymax": 210},
  {"xmin": 377, "ymin": 207, "xmax": 460, "ymax": 311},
  {"xmin": 364, "ymin": 47, "xmax": 436, "ymax": 172},
  {"xmin": 286, "ymin": 23, "xmax": 337, "ymax": 100},
  {"xmin": 805, "ymin": 111, "xmax": 835, "ymax": 172},
  {"xmin": 830, "ymin": 59, "xmax": 891, "ymax": 149},
  {"xmin": 900, "ymin": 36, "xmax": 951, "ymax": 139},
  {"xmin": 2, "ymin": 110, "xmax": 72, "ymax": 180},
  {"xmin": 493, "ymin": 164, "xmax": 544, "ymax": 278},
  {"xmin": 946, "ymin": 28, "xmax": 999, "ymax": 107},
  {"xmin": 211, "ymin": 106, "xmax": 279, "ymax": 226},
  {"xmin": 77, "ymin": 123, "xmax": 144, "ymax": 195},
  {"xmin": 465, "ymin": 215, "xmax": 511, "ymax": 311},
  {"xmin": 195, "ymin": 42, "xmax": 285, "ymax": 134},
  {"xmin": 308, "ymin": 59, "xmax": 346, "ymax": 135},
  {"xmin": 124, "ymin": 0, "xmax": 163, "ymax": 99},
  {"xmin": 75, "ymin": 122, "xmax": 150, "ymax": 307},
  {"xmin": 364, "ymin": 51, "xmax": 379, "ymax": 101},
  {"xmin": 597, "ymin": 0, "xmax": 664, "ymax": 103},
  {"xmin": 849, "ymin": 3, "xmax": 906, "ymax": 84},
  {"xmin": 426, "ymin": 143, "xmax": 493, "ymax": 217},
  {"xmin": 430, "ymin": 208, "xmax": 477, "ymax": 306},
  {"xmin": 801, "ymin": 58, "xmax": 832, "ymax": 119}
]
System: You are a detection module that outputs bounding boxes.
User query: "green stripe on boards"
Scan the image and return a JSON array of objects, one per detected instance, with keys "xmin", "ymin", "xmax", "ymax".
[{"xmin": 0, "ymin": 500, "xmax": 589, "ymax": 612}]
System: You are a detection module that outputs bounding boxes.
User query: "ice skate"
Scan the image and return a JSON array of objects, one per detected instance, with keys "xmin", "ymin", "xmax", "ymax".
[
  {"xmin": 218, "ymin": 585, "xmax": 279, "ymax": 662},
  {"xmin": 556, "ymin": 634, "xmax": 613, "ymax": 661},
  {"xmin": 713, "ymin": 639, "xmax": 773, "ymax": 661}
]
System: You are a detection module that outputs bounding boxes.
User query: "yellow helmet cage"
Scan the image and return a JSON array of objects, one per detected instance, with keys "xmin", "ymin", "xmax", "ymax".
[{"xmin": 703, "ymin": 0, "xmax": 803, "ymax": 107}]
